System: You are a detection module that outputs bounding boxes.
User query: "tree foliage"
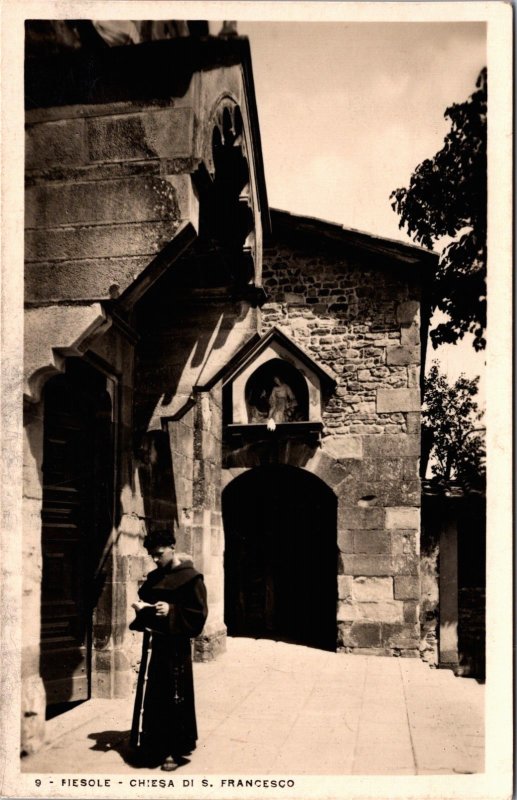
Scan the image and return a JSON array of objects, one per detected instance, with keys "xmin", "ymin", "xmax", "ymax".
[
  {"xmin": 391, "ymin": 68, "xmax": 487, "ymax": 351},
  {"xmin": 423, "ymin": 361, "xmax": 485, "ymax": 490}
]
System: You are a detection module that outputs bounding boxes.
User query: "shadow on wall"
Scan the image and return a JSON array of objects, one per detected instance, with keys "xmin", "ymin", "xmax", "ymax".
[
  {"xmin": 137, "ymin": 430, "xmax": 178, "ymax": 534},
  {"xmin": 132, "ymin": 254, "xmax": 240, "ymax": 542}
]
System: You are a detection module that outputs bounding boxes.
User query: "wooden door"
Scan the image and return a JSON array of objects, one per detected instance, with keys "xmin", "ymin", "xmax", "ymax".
[{"xmin": 40, "ymin": 363, "xmax": 111, "ymax": 711}]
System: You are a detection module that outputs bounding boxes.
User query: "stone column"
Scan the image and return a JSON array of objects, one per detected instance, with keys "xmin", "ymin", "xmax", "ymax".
[
  {"xmin": 191, "ymin": 388, "xmax": 226, "ymax": 660},
  {"xmin": 439, "ymin": 514, "xmax": 459, "ymax": 670},
  {"xmin": 166, "ymin": 388, "xmax": 226, "ymax": 660},
  {"xmin": 89, "ymin": 344, "xmax": 141, "ymax": 700},
  {"xmin": 21, "ymin": 400, "xmax": 46, "ymax": 754}
]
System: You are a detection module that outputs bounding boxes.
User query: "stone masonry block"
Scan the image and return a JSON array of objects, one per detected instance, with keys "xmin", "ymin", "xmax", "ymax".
[
  {"xmin": 307, "ymin": 451, "xmax": 349, "ymax": 489},
  {"xmin": 322, "ymin": 435, "xmax": 363, "ymax": 460},
  {"xmin": 391, "ymin": 530, "xmax": 420, "ymax": 575},
  {"xmin": 26, "ymin": 176, "xmax": 180, "ymax": 228},
  {"xmin": 26, "ymin": 118, "xmax": 87, "ymax": 170},
  {"xmin": 396, "ymin": 301, "xmax": 420, "ymax": 326},
  {"xmin": 342, "ymin": 555, "xmax": 393, "ymax": 576},
  {"xmin": 350, "ymin": 622, "xmax": 381, "ymax": 648},
  {"xmin": 25, "ymin": 256, "xmax": 156, "ymax": 303},
  {"xmin": 392, "ymin": 551, "xmax": 419, "ymax": 575},
  {"xmin": 352, "ymin": 576, "xmax": 393, "ymax": 602},
  {"xmin": 408, "ymin": 366, "xmax": 420, "ymax": 387},
  {"xmin": 338, "ymin": 575, "xmax": 353, "ymax": 601},
  {"xmin": 376, "ymin": 388, "xmax": 421, "ymax": 413},
  {"xmin": 338, "ymin": 600, "xmax": 403, "ymax": 624},
  {"xmin": 337, "ymin": 601, "xmax": 357, "ymax": 622},
  {"xmin": 337, "ymin": 621, "xmax": 354, "ymax": 648},
  {"xmin": 357, "ymin": 601, "xmax": 404, "ymax": 623},
  {"xmin": 390, "ymin": 530, "xmax": 418, "ymax": 560},
  {"xmin": 346, "ymin": 480, "xmax": 421, "ymax": 508},
  {"xmin": 381, "ymin": 623, "xmax": 419, "ymax": 649},
  {"xmin": 93, "ymin": 650, "xmax": 112, "ymax": 673},
  {"xmin": 403, "ymin": 601, "xmax": 419, "ymax": 623},
  {"xmin": 386, "ymin": 346, "xmax": 420, "ymax": 366},
  {"xmin": 330, "ymin": 458, "xmax": 363, "ymax": 482},
  {"xmin": 337, "ymin": 529, "xmax": 354, "ymax": 553},
  {"xmin": 359, "ymin": 458, "xmax": 404, "ymax": 483},
  {"xmin": 338, "ymin": 505, "xmax": 384, "ymax": 530},
  {"xmin": 394, "ymin": 575, "xmax": 420, "ymax": 600},
  {"xmin": 363, "ymin": 435, "xmax": 420, "ymax": 457},
  {"xmin": 87, "ymin": 108, "xmax": 195, "ymax": 162},
  {"xmin": 25, "ymin": 220, "xmax": 176, "ymax": 263},
  {"xmin": 402, "ymin": 457, "xmax": 420, "ymax": 481},
  {"xmin": 353, "ymin": 530, "xmax": 390, "ymax": 554},
  {"xmin": 406, "ymin": 413, "xmax": 421, "ymax": 434},
  {"xmin": 385, "ymin": 507, "xmax": 420, "ymax": 530},
  {"xmin": 401, "ymin": 324, "xmax": 420, "ymax": 346}
]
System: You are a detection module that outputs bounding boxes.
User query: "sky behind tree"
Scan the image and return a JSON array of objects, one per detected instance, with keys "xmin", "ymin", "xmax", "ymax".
[
  {"xmin": 240, "ymin": 21, "xmax": 486, "ymax": 392},
  {"xmin": 241, "ymin": 22, "xmax": 485, "ymax": 241}
]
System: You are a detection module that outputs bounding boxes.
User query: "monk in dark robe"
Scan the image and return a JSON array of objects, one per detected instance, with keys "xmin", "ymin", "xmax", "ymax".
[{"xmin": 129, "ymin": 530, "xmax": 208, "ymax": 771}]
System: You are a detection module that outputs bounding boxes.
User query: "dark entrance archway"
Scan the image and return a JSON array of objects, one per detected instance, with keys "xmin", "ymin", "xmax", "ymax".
[
  {"xmin": 223, "ymin": 466, "xmax": 337, "ymax": 651},
  {"xmin": 40, "ymin": 359, "xmax": 114, "ymax": 717}
]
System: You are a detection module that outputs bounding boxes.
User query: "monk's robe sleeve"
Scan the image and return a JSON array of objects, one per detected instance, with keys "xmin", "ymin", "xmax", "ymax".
[{"xmin": 167, "ymin": 576, "xmax": 208, "ymax": 637}]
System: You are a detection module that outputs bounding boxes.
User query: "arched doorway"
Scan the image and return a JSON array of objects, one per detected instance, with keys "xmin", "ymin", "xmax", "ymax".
[
  {"xmin": 40, "ymin": 359, "xmax": 114, "ymax": 717},
  {"xmin": 223, "ymin": 466, "xmax": 337, "ymax": 651}
]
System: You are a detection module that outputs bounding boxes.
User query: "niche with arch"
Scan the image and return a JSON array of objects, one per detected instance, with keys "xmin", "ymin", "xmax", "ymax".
[
  {"xmin": 245, "ymin": 358, "xmax": 308, "ymax": 424},
  {"xmin": 221, "ymin": 326, "xmax": 336, "ymax": 431}
]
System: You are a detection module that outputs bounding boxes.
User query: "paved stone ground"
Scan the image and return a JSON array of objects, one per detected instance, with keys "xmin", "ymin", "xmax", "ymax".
[{"xmin": 21, "ymin": 638, "xmax": 484, "ymax": 776}]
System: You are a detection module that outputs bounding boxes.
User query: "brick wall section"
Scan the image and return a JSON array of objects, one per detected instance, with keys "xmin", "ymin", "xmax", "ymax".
[
  {"xmin": 260, "ymin": 239, "xmax": 422, "ymax": 655},
  {"xmin": 261, "ymin": 243, "xmax": 421, "ymax": 435}
]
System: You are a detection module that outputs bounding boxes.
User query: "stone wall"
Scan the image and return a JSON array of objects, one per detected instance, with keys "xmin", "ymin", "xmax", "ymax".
[
  {"xmin": 25, "ymin": 104, "xmax": 190, "ymax": 304},
  {"xmin": 22, "ymin": 52, "xmax": 265, "ymax": 754},
  {"xmin": 24, "ymin": 59, "xmax": 262, "ymax": 307},
  {"xmin": 261, "ymin": 241, "xmax": 421, "ymax": 436},
  {"xmin": 256, "ymin": 236, "xmax": 423, "ymax": 655}
]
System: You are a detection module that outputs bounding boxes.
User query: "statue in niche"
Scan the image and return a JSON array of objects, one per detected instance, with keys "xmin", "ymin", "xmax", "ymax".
[
  {"xmin": 265, "ymin": 375, "xmax": 297, "ymax": 430},
  {"xmin": 247, "ymin": 362, "xmax": 306, "ymax": 427}
]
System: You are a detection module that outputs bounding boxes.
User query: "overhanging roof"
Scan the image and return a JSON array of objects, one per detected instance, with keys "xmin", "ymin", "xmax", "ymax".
[
  {"xmin": 268, "ymin": 208, "xmax": 438, "ymax": 271},
  {"xmin": 199, "ymin": 325, "xmax": 337, "ymax": 394}
]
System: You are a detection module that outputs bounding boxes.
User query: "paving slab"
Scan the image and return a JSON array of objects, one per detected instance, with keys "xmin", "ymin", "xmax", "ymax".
[{"xmin": 21, "ymin": 638, "xmax": 484, "ymax": 777}]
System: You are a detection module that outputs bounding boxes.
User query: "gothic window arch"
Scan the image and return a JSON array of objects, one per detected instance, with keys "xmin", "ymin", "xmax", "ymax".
[{"xmin": 197, "ymin": 98, "xmax": 256, "ymax": 292}]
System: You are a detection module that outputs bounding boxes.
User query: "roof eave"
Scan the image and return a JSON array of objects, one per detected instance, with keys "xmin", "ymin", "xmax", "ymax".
[{"xmin": 268, "ymin": 208, "xmax": 438, "ymax": 270}]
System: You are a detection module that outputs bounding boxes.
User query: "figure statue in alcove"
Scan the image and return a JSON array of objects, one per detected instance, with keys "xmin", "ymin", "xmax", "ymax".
[{"xmin": 265, "ymin": 375, "xmax": 297, "ymax": 431}]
